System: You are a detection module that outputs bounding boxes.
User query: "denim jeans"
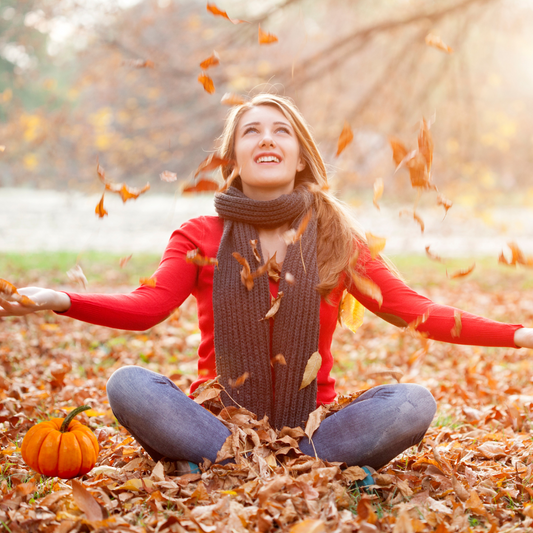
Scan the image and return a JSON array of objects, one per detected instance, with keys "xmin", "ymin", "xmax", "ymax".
[{"xmin": 106, "ymin": 366, "xmax": 436, "ymax": 470}]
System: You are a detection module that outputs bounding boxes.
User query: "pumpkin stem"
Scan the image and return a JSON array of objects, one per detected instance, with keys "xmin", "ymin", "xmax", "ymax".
[{"xmin": 60, "ymin": 405, "xmax": 91, "ymax": 433}]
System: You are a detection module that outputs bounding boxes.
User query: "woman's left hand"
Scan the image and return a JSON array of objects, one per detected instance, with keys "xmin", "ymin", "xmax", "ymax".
[{"xmin": 514, "ymin": 328, "xmax": 533, "ymax": 348}]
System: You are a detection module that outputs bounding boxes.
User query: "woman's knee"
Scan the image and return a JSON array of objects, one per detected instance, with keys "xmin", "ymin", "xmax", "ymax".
[{"xmin": 400, "ymin": 383, "xmax": 437, "ymax": 433}]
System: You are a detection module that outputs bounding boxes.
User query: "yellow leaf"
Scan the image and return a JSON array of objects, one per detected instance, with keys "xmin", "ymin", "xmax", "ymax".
[
  {"xmin": 299, "ymin": 351, "xmax": 322, "ymax": 390},
  {"xmin": 290, "ymin": 519, "xmax": 326, "ymax": 533},
  {"xmin": 115, "ymin": 478, "xmax": 154, "ymax": 492},
  {"xmin": 365, "ymin": 232, "xmax": 386, "ymax": 260},
  {"xmin": 373, "ymin": 178, "xmax": 383, "ymax": 210},
  {"xmin": 340, "ymin": 293, "xmax": 364, "ymax": 333}
]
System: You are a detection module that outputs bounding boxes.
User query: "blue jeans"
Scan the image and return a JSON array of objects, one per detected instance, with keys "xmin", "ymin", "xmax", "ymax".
[{"xmin": 106, "ymin": 366, "xmax": 436, "ymax": 470}]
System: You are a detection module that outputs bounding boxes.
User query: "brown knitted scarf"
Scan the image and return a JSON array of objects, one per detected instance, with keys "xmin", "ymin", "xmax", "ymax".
[{"xmin": 213, "ymin": 186, "xmax": 321, "ymax": 429}]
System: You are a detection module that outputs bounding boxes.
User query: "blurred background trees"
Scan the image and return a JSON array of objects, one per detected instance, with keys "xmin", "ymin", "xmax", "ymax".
[{"xmin": 1, "ymin": 0, "xmax": 532, "ymax": 206}]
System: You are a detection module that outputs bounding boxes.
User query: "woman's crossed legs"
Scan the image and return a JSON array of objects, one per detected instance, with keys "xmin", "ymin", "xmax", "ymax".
[{"xmin": 106, "ymin": 366, "xmax": 436, "ymax": 470}]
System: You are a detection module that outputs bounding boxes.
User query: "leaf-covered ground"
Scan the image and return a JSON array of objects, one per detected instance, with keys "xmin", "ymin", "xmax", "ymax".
[{"xmin": 2, "ymin": 264, "xmax": 533, "ymax": 533}]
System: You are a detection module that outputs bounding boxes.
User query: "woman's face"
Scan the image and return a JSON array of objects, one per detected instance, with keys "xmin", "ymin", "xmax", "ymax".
[{"xmin": 234, "ymin": 105, "xmax": 306, "ymax": 200}]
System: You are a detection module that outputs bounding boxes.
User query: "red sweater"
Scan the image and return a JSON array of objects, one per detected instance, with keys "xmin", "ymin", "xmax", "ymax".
[{"xmin": 60, "ymin": 216, "xmax": 522, "ymax": 405}]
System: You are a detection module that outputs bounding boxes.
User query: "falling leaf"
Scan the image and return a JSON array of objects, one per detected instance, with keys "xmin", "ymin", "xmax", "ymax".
[
  {"xmin": 123, "ymin": 59, "xmax": 155, "ymax": 68},
  {"xmin": 447, "ymin": 263, "xmax": 475, "ymax": 279},
  {"xmin": 418, "ymin": 118, "xmax": 434, "ymax": 173},
  {"xmin": 282, "ymin": 210, "xmax": 312, "ymax": 245},
  {"xmin": 198, "ymin": 72, "xmax": 215, "ymax": 94},
  {"xmin": 351, "ymin": 273, "xmax": 383, "ymax": 307},
  {"xmin": 304, "ymin": 405, "xmax": 327, "ymax": 439},
  {"xmin": 119, "ymin": 255, "xmax": 132, "ymax": 268},
  {"xmin": 186, "ymin": 248, "xmax": 218, "ymax": 267},
  {"xmin": 373, "ymin": 178, "xmax": 383, "ymax": 210},
  {"xmin": 499, "ymin": 241, "xmax": 533, "ymax": 267},
  {"xmin": 95, "ymin": 193, "xmax": 108, "ymax": 218},
  {"xmin": 389, "ymin": 137, "xmax": 408, "ymax": 166},
  {"xmin": 425, "ymin": 245, "xmax": 443, "ymax": 262},
  {"xmin": 229, "ymin": 372, "xmax": 249, "ymax": 388},
  {"xmin": 365, "ymin": 232, "xmax": 386, "ymax": 260},
  {"xmin": 437, "ymin": 193, "xmax": 453, "ymax": 215},
  {"xmin": 71, "ymin": 479, "xmax": 104, "ymax": 522},
  {"xmin": 199, "ymin": 51, "xmax": 220, "ymax": 69},
  {"xmin": 250, "ymin": 239, "xmax": 261, "ymax": 263},
  {"xmin": 262, "ymin": 291, "xmax": 284, "ymax": 320},
  {"xmin": 399, "ymin": 209, "xmax": 425, "ymax": 233},
  {"xmin": 160, "ymin": 170, "xmax": 177, "ymax": 182},
  {"xmin": 194, "ymin": 153, "xmax": 232, "ymax": 178},
  {"xmin": 425, "ymin": 33, "xmax": 454, "ymax": 54},
  {"xmin": 206, "ymin": 3, "xmax": 247, "ymax": 24},
  {"xmin": 339, "ymin": 293, "xmax": 365, "ymax": 333},
  {"xmin": 258, "ymin": 25, "xmax": 278, "ymax": 45},
  {"xmin": 335, "ymin": 121, "xmax": 353, "ymax": 157},
  {"xmin": 140, "ymin": 276, "xmax": 157, "ymax": 287},
  {"xmin": 221, "ymin": 93, "xmax": 245, "ymax": 106},
  {"xmin": 405, "ymin": 150, "xmax": 431, "ymax": 188},
  {"xmin": 183, "ymin": 178, "xmax": 219, "ymax": 193},
  {"xmin": 451, "ymin": 310, "xmax": 462, "ymax": 338},
  {"xmin": 268, "ymin": 254, "xmax": 281, "ymax": 281},
  {"xmin": 299, "ymin": 351, "xmax": 322, "ymax": 390},
  {"xmin": 232, "ymin": 252, "xmax": 253, "ymax": 290},
  {"xmin": 271, "ymin": 353, "xmax": 286, "ymax": 366},
  {"xmin": 0, "ymin": 279, "xmax": 36, "ymax": 306},
  {"xmin": 66, "ymin": 265, "xmax": 88, "ymax": 289},
  {"xmin": 285, "ymin": 272, "xmax": 295, "ymax": 285}
]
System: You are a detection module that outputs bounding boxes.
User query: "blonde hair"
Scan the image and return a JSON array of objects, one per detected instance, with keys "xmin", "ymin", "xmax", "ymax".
[{"xmin": 217, "ymin": 93, "xmax": 395, "ymax": 296}]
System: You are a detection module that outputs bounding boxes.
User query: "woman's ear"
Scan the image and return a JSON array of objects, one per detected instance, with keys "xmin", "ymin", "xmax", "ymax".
[{"xmin": 296, "ymin": 157, "xmax": 306, "ymax": 172}]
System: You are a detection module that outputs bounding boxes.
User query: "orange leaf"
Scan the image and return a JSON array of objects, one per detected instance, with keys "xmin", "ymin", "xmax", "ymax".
[
  {"xmin": 335, "ymin": 121, "xmax": 353, "ymax": 157},
  {"xmin": 389, "ymin": 137, "xmax": 408, "ymax": 166},
  {"xmin": 206, "ymin": 3, "xmax": 247, "ymax": 24},
  {"xmin": 198, "ymin": 72, "xmax": 215, "ymax": 94},
  {"xmin": 186, "ymin": 248, "xmax": 218, "ymax": 267},
  {"xmin": 0, "ymin": 279, "xmax": 36, "ymax": 306},
  {"xmin": 140, "ymin": 277, "xmax": 157, "ymax": 288},
  {"xmin": 271, "ymin": 353, "xmax": 286, "ymax": 366},
  {"xmin": 182, "ymin": 179, "xmax": 219, "ymax": 193},
  {"xmin": 258, "ymin": 25, "xmax": 278, "ymax": 45},
  {"xmin": 250, "ymin": 239, "xmax": 261, "ymax": 263},
  {"xmin": 160, "ymin": 170, "xmax": 177, "ymax": 182},
  {"xmin": 425, "ymin": 33, "xmax": 454, "ymax": 54},
  {"xmin": 199, "ymin": 51, "xmax": 220, "ymax": 70},
  {"xmin": 451, "ymin": 310, "xmax": 462, "ymax": 338},
  {"xmin": 437, "ymin": 193, "xmax": 453, "ymax": 216},
  {"xmin": 119, "ymin": 255, "xmax": 132, "ymax": 268},
  {"xmin": 282, "ymin": 210, "xmax": 312, "ymax": 245},
  {"xmin": 447, "ymin": 263, "xmax": 475, "ymax": 279},
  {"xmin": 400, "ymin": 209, "xmax": 424, "ymax": 233},
  {"xmin": 425, "ymin": 245, "xmax": 442, "ymax": 262},
  {"xmin": 105, "ymin": 182, "xmax": 150, "ymax": 203},
  {"xmin": 418, "ymin": 118, "xmax": 433, "ymax": 173},
  {"xmin": 406, "ymin": 151, "xmax": 430, "ymax": 188},
  {"xmin": 373, "ymin": 178, "xmax": 383, "ymax": 210},
  {"xmin": 232, "ymin": 252, "xmax": 253, "ymax": 290},
  {"xmin": 465, "ymin": 490, "xmax": 487, "ymax": 516},
  {"xmin": 221, "ymin": 93, "xmax": 245, "ymax": 106},
  {"xmin": 95, "ymin": 193, "xmax": 108, "ymax": 218},
  {"xmin": 194, "ymin": 153, "xmax": 232, "ymax": 178},
  {"xmin": 228, "ymin": 372, "xmax": 249, "ymax": 388},
  {"xmin": 365, "ymin": 232, "xmax": 386, "ymax": 260}
]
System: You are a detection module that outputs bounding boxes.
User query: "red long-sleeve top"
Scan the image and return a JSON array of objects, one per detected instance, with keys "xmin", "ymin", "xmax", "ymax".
[{"xmin": 59, "ymin": 216, "xmax": 522, "ymax": 406}]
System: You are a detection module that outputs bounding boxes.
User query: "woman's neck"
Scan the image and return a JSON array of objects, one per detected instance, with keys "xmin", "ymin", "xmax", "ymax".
[{"xmin": 257, "ymin": 224, "xmax": 290, "ymax": 264}]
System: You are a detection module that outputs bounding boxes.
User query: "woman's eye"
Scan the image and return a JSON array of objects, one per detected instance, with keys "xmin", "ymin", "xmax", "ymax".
[
  {"xmin": 244, "ymin": 127, "xmax": 258, "ymax": 134},
  {"xmin": 276, "ymin": 127, "xmax": 290, "ymax": 134}
]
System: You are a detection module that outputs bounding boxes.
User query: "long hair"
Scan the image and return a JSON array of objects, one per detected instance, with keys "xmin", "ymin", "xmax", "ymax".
[{"xmin": 217, "ymin": 93, "xmax": 395, "ymax": 296}]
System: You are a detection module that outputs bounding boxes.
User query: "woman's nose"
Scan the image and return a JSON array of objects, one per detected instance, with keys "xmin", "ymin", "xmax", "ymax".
[{"xmin": 259, "ymin": 135, "xmax": 275, "ymax": 148}]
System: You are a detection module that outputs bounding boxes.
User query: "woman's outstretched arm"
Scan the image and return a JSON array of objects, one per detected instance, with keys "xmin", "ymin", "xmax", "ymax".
[{"xmin": 347, "ymin": 243, "xmax": 526, "ymax": 348}]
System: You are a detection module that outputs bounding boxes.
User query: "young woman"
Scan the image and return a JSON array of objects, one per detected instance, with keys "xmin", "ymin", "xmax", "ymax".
[{"xmin": 2, "ymin": 94, "xmax": 532, "ymax": 475}]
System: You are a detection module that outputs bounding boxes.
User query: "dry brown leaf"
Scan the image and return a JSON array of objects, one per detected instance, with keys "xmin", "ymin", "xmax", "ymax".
[
  {"xmin": 193, "ymin": 387, "xmax": 220, "ymax": 405},
  {"xmin": 351, "ymin": 273, "xmax": 383, "ymax": 307},
  {"xmin": 250, "ymin": 239, "xmax": 261, "ymax": 263},
  {"xmin": 425, "ymin": 245, "xmax": 442, "ymax": 262},
  {"xmin": 271, "ymin": 353, "xmax": 286, "ymax": 366},
  {"xmin": 0, "ymin": 279, "xmax": 36, "ymax": 306},
  {"xmin": 299, "ymin": 351, "xmax": 322, "ymax": 390},
  {"xmin": 66, "ymin": 265, "xmax": 88, "ymax": 289},
  {"xmin": 221, "ymin": 93, "xmax": 246, "ymax": 106},
  {"xmin": 373, "ymin": 178, "xmax": 383, "ymax": 210},
  {"xmin": 263, "ymin": 291, "xmax": 284, "ymax": 320},
  {"xmin": 365, "ymin": 232, "xmax": 386, "ymax": 260},
  {"xmin": 258, "ymin": 25, "xmax": 278, "ymax": 44},
  {"xmin": 232, "ymin": 252, "xmax": 253, "ymax": 290},
  {"xmin": 447, "ymin": 263, "xmax": 475, "ymax": 279},
  {"xmin": 335, "ymin": 121, "xmax": 353, "ymax": 157},
  {"xmin": 406, "ymin": 151, "xmax": 430, "ymax": 188},
  {"xmin": 437, "ymin": 193, "xmax": 453, "ymax": 216},
  {"xmin": 289, "ymin": 519, "xmax": 326, "ymax": 533},
  {"xmin": 400, "ymin": 209, "xmax": 425, "ymax": 233},
  {"xmin": 95, "ymin": 193, "xmax": 108, "ymax": 218},
  {"xmin": 304, "ymin": 405, "xmax": 327, "ymax": 439},
  {"xmin": 357, "ymin": 494, "xmax": 378, "ymax": 524},
  {"xmin": 71, "ymin": 479, "xmax": 104, "ymax": 522},
  {"xmin": 207, "ymin": 3, "xmax": 247, "ymax": 24},
  {"xmin": 418, "ymin": 118, "xmax": 434, "ymax": 173},
  {"xmin": 343, "ymin": 466, "xmax": 369, "ymax": 482},
  {"xmin": 451, "ymin": 310, "xmax": 462, "ymax": 338},
  {"xmin": 229, "ymin": 372, "xmax": 249, "ymax": 388},
  {"xmin": 389, "ymin": 137, "xmax": 408, "ymax": 166},
  {"xmin": 465, "ymin": 490, "xmax": 487, "ymax": 516},
  {"xmin": 97, "ymin": 166, "xmax": 150, "ymax": 203},
  {"xmin": 119, "ymin": 255, "xmax": 132, "ymax": 268},
  {"xmin": 183, "ymin": 178, "xmax": 219, "ymax": 193},
  {"xmin": 198, "ymin": 72, "xmax": 215, "ymax": 94},
  {"xmin": 268, "ymin": 254, "xmax": 281, "ymax": 281},
  {"xmin": 139, "ymin": 276, "xmax": 157, "ymax": 288},
  {"xmin": 199, "ymin": 51, "xmax": 220, "ymax": 69},
  {"xmin": 186, "ymin": 248, "xmax": 218, "ymax": 267},
  {"xmin": 425, "ymin": 33, "xmax": 454, "ymax": 54},
  {"xmin": 194, "ymin": 153, "xmax": 232, "ymax": 178},
  {"xmin": 452, "ymin": 475, "xmax": 470, "ymax": 501},
  {"xmin": 160, "ymin": 170, "xmax": 177, "ymax": 182},
  {"xmin": 282, "ymin": 210, "xmax": 312, "ymax": 245}
]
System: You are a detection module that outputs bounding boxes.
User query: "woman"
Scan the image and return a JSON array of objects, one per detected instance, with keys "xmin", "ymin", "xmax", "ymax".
[{"xmin": 1, "ymin": 94, "xmax": 532, "ymax": 475}]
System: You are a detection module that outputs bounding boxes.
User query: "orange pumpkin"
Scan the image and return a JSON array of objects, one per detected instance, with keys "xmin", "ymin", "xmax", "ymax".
[{"xmin": 21, "ymin": 405, "xmax": 99, "ymax": 478}]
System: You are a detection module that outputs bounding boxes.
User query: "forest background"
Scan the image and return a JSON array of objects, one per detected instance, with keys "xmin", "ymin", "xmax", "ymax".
[{"xmin": 3, "ymin": 0, "xmax": 533, "ymax": 532}]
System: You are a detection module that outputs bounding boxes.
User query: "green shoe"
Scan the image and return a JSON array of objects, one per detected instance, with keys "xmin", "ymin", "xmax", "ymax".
[{"xmin": 355, "ymin": 466, "xmax": 375, "ymax": 488}]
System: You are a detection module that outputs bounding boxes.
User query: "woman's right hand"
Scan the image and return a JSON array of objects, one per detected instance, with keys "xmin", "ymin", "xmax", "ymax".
[{"xmin": 0, "ymin": 287, "xmax": 71, "ymax": 317}]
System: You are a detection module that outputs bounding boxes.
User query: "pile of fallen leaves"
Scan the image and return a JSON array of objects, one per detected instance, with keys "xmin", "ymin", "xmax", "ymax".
[{"xmin": 1, "ymin": 263, "xmax": 533, "ymax": 533}]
